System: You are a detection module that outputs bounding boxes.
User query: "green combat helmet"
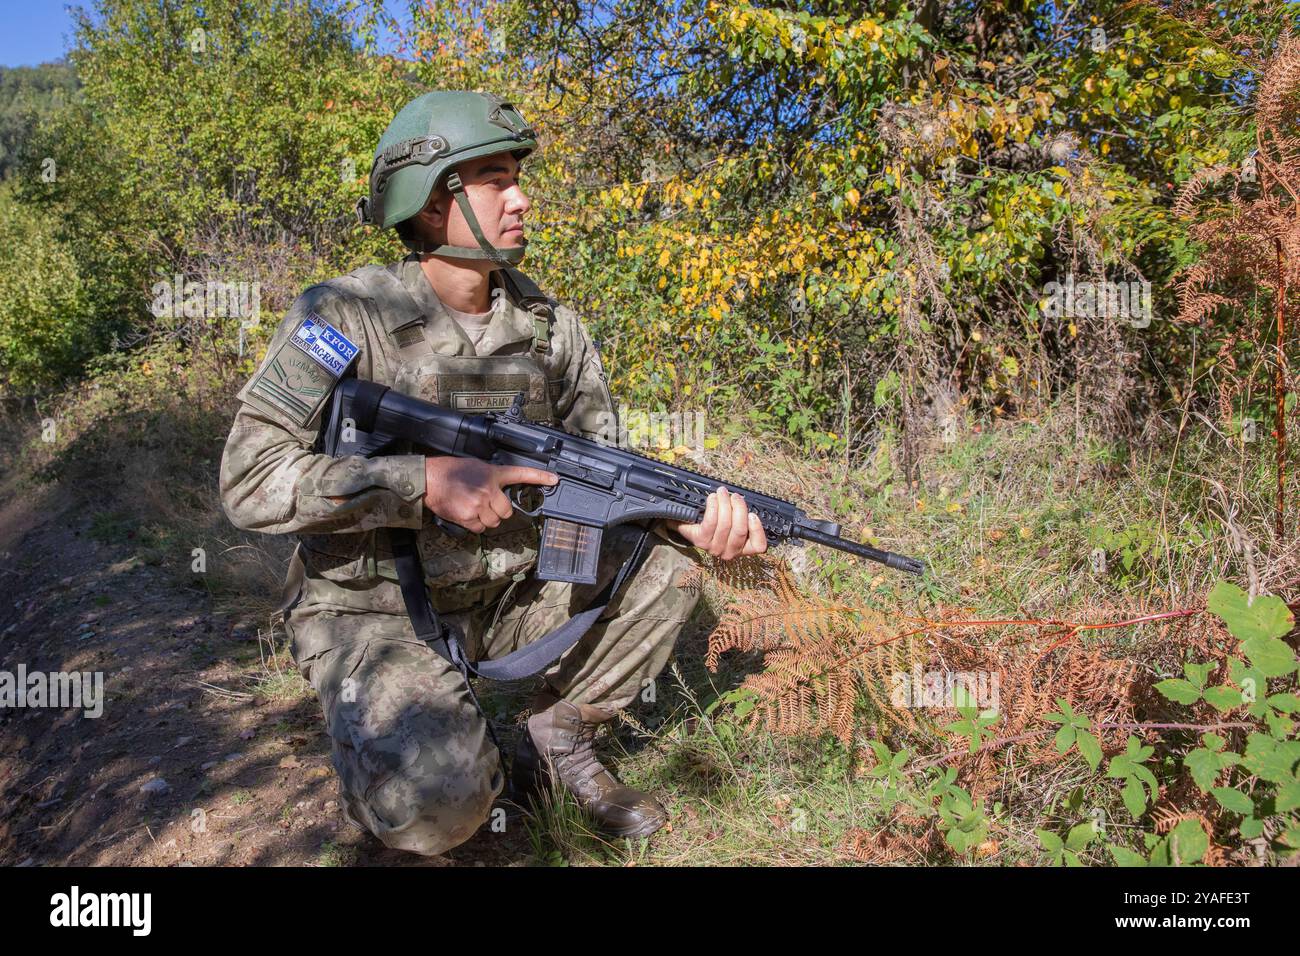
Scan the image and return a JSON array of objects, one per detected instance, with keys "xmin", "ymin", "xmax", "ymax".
[{"xmin": 357, "ymin": 91, "xmax": 537, "ymax": 267}]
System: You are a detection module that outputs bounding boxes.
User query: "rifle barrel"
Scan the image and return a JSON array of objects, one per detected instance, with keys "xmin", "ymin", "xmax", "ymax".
[{"xmin": 796, "ymin": 525, "xmax": 926, "ymax": 575}]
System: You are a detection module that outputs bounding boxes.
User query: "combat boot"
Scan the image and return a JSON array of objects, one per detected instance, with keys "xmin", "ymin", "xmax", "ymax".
[{"xmin": 512, "ymin": 694, "xmax": 668, "ymax": 839}]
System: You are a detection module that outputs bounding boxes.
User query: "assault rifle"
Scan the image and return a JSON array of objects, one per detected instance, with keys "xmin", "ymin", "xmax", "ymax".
[{"xmin": 321, "ymin": 378, "xmax": 925, "ymax": 582}]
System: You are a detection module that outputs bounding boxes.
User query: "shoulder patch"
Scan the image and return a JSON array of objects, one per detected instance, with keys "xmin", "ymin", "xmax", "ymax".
[
  {"xmin": 290, "ymin": 312, "xmax": 359, "ymax": 375},
  {"xmin": 245, "ymin": 314, "xmax": 359, "ymax": 428}
]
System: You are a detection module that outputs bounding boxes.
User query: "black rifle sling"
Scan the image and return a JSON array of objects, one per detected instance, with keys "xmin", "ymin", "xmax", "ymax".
[{"xmin": 388, "ymin": 525, "xmax": 652, "ymax": 681}]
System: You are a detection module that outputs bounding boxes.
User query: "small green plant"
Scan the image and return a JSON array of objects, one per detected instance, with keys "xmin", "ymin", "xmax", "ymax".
[
  {"xmin": 1145, "ymin": 580, "xmax": 1300, "ymax": 861},
  {"xmin": 1037, "ymin": 820, "xmax": 1102, "ymax": 866},
  {"xmin": 1043, "ymin": 699, "xmax": 1103, "ymax": 770},
  {"xmin": 316, "ymin": 841, "xmax": 357, "ymax": 867},
  {"xmin": 861, "ymin": 741, "xmax": 999, "ymax": 857},
  {"xmin": 944, "ymin": 686, "xmax": 1000, "ymax": 754}
]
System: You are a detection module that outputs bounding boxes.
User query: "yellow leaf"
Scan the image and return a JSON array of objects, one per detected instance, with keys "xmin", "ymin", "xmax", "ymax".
[
  {"xmin": 657, "ymin": 248, "xmax": 670, "ymax": 267},
  {"xmin": 845, "ymin": 187, "xmax": 861, "ymax": 207}
]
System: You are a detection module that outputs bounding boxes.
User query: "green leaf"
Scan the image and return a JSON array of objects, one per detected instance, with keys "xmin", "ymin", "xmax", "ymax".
[
  {"xmin": 1229, "ymin": 659, "xmax": 1264, "ymax": 706},
  {"xmin": 1076, "ymin": 731, "xmax": 1102, "ymax": 771},
  {"xmin": 1276, "ymin": 780, "xmax": 1300, "ymax": 814},
  {"xmin": 1148, "ymin": 837, "xmax": 1171, "ymax": 866},
  {"xmin": 1184, "ymin": 661, "xmax": 1214, "ymax": 689},
  {"xmin": 1055, "ymin": 723, "xmax": 1076, "ymax": 752},
  {"xmin": 1202, "ymin": 685, "xmax": 1244, "ymax": 711},
  {"xmin": 1241, "ymin": 636, "xmax": 1298, "ymax": 679},
  {"xmin": 1184, "ymin": 748, "xmax": 1225, "ymax": 792},
  {"xmin": 1206, "ymin": 581, "xmax": 1294, "ymax": 642},
  {"xmin": 1066, "ymin": 822, "xmax": 1095, "ymax": 851},
  {"xmin": 1240, "ymin": 816, "xmax": 1265, "ymax": 840},
  {"xmin": 1211, "ymin": 786, "xmax": 1254, "ymax": 815},
  {"xmin": 1155, "ymin": 678, "xmax": 1201, "ymax": 705},
  {"xmin": 1169, "ymin": 819, "xmax": 1208, "ymax": 865},
  {"xmin": 1265, "ymin": 710, "xmax": 1295, "ymax": 737},
  {"xmin": 1109, "ymin": 845, "xmax": 1148, "ymax": 866},
  {"xmin": 1267, "ymin": 693, "xmax": 1300, "ymax": 714},
  {"xmin": 1242, "ymin": 734, "xmax": 1300, "ymax": 784},
  {"xmin": 1122, "ymin": 777, "xmax": 1148, "ymax": 819},
  {"xmin": 1037, "ymin": 829, "xmax": 1063, "ymax": 852}
]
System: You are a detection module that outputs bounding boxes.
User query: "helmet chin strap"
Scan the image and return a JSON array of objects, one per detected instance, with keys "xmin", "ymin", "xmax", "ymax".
[{"xmin": 400, "ymin": 171, "xmax": 525, "ymax": 267}]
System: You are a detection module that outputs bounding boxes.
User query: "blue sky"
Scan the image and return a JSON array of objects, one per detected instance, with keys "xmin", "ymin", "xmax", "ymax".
[
  {"xmin": 0, "ymin": 0, "xmax": 410, "ymax": 67},
  {"xmin": 0, "ymin": 2, "xmax": 80, "ymax": 65}
]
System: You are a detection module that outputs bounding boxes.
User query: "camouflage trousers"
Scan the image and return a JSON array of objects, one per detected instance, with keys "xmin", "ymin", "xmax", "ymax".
[{"xmin": 283, "ymin": 524, "xmax": 700, "ymax": 856}]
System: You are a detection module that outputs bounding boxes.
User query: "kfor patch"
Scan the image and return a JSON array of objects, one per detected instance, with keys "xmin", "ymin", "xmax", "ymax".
[
  {"xmin": 243, "ymin": 313, "xmax": 359, "ymax": 428},
  {"xmin": 290, "ymin": 312, "xmax": 359, "ymax": 375}
]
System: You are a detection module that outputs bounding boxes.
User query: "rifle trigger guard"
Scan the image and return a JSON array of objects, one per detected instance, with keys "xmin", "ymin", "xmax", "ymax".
[{"xmin": 507, "ymin": 483, "xmax": 547, "ymax": 516}]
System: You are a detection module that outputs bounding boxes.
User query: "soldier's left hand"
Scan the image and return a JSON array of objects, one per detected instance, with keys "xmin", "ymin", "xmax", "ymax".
[{"xmin": 665, "ymin": 486, "xmax": 768, "ymax": 560}]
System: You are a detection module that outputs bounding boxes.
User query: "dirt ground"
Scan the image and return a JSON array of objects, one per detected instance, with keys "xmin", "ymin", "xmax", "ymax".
[{"xmin": 0, "ymin": 477, "xmax": 546, "ymax": 867}]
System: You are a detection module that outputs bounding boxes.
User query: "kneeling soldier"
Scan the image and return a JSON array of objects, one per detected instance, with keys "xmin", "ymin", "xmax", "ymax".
[{"xmin": 220, "ymin": 91, "xmax": 766, "ymax": 856}]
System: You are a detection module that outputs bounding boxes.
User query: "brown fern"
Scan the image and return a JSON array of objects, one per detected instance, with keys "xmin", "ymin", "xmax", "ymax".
[
  {"xmin": 1174, "ymin": 30, "xmax": 1300, "ymax": 537},
  {"xmin": 701, "ymin": 553, "xmax": 926, "ymax": 743}
]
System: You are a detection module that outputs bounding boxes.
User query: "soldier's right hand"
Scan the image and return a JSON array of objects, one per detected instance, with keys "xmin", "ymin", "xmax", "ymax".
[{"xmin": 422, "ymin": 456, "xmax": 558, "ymax": 533}]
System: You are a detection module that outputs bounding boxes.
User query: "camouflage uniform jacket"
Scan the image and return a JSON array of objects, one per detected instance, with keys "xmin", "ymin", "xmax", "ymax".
[{"xmin": 220, "ymin": 255, "xmax": 687, "ymax": 633}]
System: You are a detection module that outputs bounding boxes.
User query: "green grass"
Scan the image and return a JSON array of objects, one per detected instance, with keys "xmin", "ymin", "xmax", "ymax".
[{"xmin": 315, "ymin": 841, "xmax": 358, "ymax": 867}]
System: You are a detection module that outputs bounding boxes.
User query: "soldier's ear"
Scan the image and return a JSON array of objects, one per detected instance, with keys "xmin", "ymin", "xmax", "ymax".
[{"xmin": 427, "ymin": 183, "xmax": 451, "ymax": 225}]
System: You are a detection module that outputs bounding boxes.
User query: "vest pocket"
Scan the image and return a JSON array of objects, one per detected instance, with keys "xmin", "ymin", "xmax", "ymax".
[
  {"xmin": 299, "ymin": 531, "xmax": 372, "ymax": 582},
  {"xmin": 412, "ymin": 511, "xmax": 540, "ymax": 588}
]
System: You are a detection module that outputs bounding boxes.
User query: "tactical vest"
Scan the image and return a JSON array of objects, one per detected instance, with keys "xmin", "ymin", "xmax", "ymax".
[{"xmin": 303, "ymin": 262, "xmax": 563, "ymax": 613}]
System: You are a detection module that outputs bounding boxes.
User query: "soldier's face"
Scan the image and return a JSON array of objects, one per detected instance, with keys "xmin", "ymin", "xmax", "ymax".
[{"xmin": 428, "ymin": 152, "xmax": 531, "ymax": 253}]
